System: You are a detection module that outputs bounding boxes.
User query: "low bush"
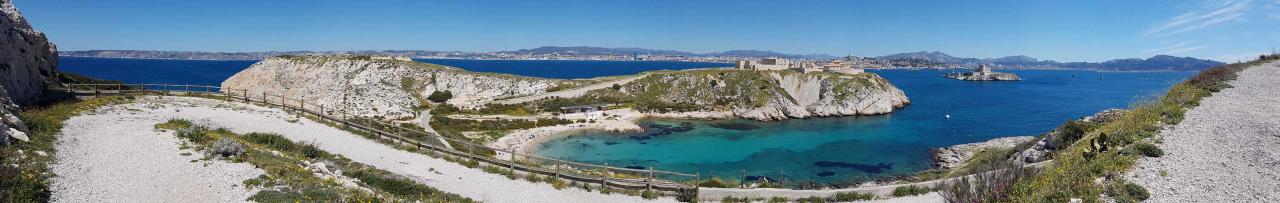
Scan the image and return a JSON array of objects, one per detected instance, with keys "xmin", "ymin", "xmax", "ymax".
[
  {"xmin": 1122, "ymin": 183, "xmax": 1150, "ymax": 201},
  {"xmin": 721, "ymin": 196, "xmax": 753, "ymax": 203},
  {"xmin": 698, "ymin": 176, "xmax": 733, "ymax": 188},
  {"xmin": 427, "ymin": 91, "xmax": 453, "ymax": 103},
  {"xmin": 832, "ymin": 191, "xmax": 876, "ymax": 201},
  {"xmin": 891, "ymin": 185, "xmax": 933, "ymax": 197},
  {"xmin": 1128, "ymin": 143, "xmax": 1163, "ymax": 157},
  {"xmin": 212, "ymin": 138, "xmax": 245, "ymax": 157}
]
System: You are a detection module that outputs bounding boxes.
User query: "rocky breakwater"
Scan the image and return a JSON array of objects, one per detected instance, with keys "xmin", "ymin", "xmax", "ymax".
[
  {"xmin": 583, "ymin": 69, "xmax": 910, "ymax": 121},
  {"xmin": 221, "ymin": 56, "xmax": 583, "ymax": 120},
  {"xmin": 1, "ymin": 0, "xmax": 59, "ymax": 145}
]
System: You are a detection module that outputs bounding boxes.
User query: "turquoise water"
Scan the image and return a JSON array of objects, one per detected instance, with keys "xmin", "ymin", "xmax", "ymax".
[{"xmin": 534, "ymin": 69, "xmax": 1195, "ymax": 186}]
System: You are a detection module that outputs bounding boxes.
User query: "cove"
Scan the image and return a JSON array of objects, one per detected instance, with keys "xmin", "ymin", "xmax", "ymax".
[{"xmin": 534, "ymin": 69, "xmax": 1195, "ymax": 185}]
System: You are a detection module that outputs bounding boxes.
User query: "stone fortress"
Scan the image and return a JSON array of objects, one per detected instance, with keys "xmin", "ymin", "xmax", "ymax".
[{"xmin": 734, "ymin": 57, "xmax": 865, "ymax": 75}]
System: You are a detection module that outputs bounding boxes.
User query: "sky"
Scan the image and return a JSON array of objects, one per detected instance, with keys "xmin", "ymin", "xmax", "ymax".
[{"xmin": 15, "ymin": 0, "xmax": 1280, "ymax": 62}]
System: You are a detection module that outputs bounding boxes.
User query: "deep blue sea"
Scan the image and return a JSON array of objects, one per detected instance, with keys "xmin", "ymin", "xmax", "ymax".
[
  {"xmin": 533, "ymin": 69, "xmax": 1194, "ymax": 185},
  {"xmin": 57, "ymin": 57, "xmax": 1194, "ymax": 185},
  {"xmin": 58, "ymin": 57, "xmax": 731, "ymax": 84}
]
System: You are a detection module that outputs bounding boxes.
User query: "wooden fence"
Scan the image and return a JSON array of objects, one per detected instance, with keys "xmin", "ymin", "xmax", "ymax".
[{"xmin": 63, "ymin": 83, "xmax": 700, "ymax": 196}]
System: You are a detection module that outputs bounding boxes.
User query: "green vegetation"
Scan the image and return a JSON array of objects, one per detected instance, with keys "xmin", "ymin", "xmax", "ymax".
[
  {"xmin": 1, "ymin": 97, "xmax": 131, "ymax": 202},
  {"xmin": 1127, "ymin": 142, "xmax": 1163, "ymax": 157},
  {"xmin": 832, "ymin": 191, "xmax": 877, "ymax": 201},
  {"xmin": 427, "ymin": 90, "xmax": 453, "ymax": 103},
  {"xmin": 570, "ymin": 69, "xmax": 893, "ymax": 114},
  {"xmin": 155, "ymin": 119, "xmax": 474, "ymax": 202},
  {"xmin": 996, "ymin": 55, "xmax": 1280, "ymax": 202},
  {"xmin": 891, "ymin": 185, "xmax": 934, "ymax": 197}
]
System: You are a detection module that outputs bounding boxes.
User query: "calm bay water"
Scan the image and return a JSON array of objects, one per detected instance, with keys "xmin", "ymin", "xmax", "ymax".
[
  {"xmin": 57, "ymin": 57, "xmax": 1194, "ymax": 185},
  {"xmin": 533, "ymin": 69, "xmax": 1194, "ymax": 184}
]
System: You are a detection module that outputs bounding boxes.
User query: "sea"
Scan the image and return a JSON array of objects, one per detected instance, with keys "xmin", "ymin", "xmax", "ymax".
[{"xmin": 58, "ymin": 56, "xmax": 1194, "ymax": 185}]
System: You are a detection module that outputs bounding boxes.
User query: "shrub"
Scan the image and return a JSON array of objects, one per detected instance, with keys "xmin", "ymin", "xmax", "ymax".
[
  {"xmin": 721, "ymin": 196, "xmax": 752, "ymax": 203},
  {"xmin": 1122, "ymin": 183, "xmax": 1150, "ymax": 201},
  {"xmin": 176, "ymin": 126, "xmax": 211, "ymax": 143},
  {"xmin": 891, "ymin": 185, "xmax": 932, "ymax": 197},
  {"xmin": 427, "ymin": 91, "xmax": 453, "ymax": 103},
  {"xmin": 698, "ymin": 177, "xmax": 732, "ymax": 188},
  {"xmin": 1129, "ymin": 143, "xmax": 1163, "ymax": 157},
  {"xmin": 795, "ymin": 196, "xmax": 827, "ymax": 203},
  {"xmin": 212, "ymin": 138, "xmax": 245, "ymax": 157},
  {"xmin": 832, "ymin": 191, "xmax": 876, "ymax": 201}
]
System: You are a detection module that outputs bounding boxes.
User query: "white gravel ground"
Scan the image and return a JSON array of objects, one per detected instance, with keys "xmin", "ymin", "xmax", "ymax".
[
  {"xmin": 50, "ymin": 98, "xmax": 265, "ymax": 202},
  {"xmin": 76, "ymin": 96, "xmax": 675, "ymax": 203},
  {"xmin": 1129, "ymin": 61, "xmax": 1280, "ymax": 202}
]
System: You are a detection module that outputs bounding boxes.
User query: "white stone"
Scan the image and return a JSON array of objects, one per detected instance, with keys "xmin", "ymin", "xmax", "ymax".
[{"xmin": 7, "ymin": 127, "xmax": 28, "ymax": 142}]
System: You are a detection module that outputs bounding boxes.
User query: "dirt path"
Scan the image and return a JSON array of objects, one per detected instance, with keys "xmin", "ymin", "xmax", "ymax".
[
  {"xmin": 492, "ymin": 74, "xmax": 646, "ymax": 104},
  {"xmin": 1129, "ymin": 61, "xmax": 1280, "ymax": 202}
]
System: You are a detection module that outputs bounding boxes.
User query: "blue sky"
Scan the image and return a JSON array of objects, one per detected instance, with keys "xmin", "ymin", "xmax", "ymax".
[{"xmin": 15, "ymin": 0, "xmax": 1280, "ymax": 62}]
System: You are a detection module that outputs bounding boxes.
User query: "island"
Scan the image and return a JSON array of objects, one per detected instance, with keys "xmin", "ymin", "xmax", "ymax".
[{"xmin": 944, "ymin": 64, "xmax": 1022, "ymax": 81}]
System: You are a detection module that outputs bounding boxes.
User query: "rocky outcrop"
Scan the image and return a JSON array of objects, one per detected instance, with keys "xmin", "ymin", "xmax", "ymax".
[
  {"xmin": 1, "ymin": 0, "xmax": 56, "ymax": 105},
  {"xmin": 1007, "ymin": 108, "xmax": 1129, "ymax": 164},
  {"xmin": 588, "ymin": 70, "xmax": 909, "ymax": 121},
  {"xmin": 933, "ymin": 136, "xmax": 1036, "ymax": 169},
  {"xmin": 221, "ymin": 56, "xmax": 579, "ymax": 120},
  {"xmin": 1, "ymin": 0, "xmax": 57, "ymax": 145},
  {"xmin": 944, "ymin": 72, "xmax": 1021, "ymax": 81}
]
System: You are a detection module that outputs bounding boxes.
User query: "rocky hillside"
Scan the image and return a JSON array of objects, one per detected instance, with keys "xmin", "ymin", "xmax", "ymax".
[
  {"xmin": 1, "ymin": 0, "xmax": 57, "ymax": 145},
  {"xmin": 221, "ymin": 56, "xmax": 583, "ymax": 120},
  {"xmin": 585, "ymin": 70, "xmax": 910, "ymax": 120}
]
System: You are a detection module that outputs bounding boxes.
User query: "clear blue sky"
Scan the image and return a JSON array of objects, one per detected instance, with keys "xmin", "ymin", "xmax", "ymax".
[{"xmin": 15, "ymin": 0, "xmax": 1280, "ymax": 62}]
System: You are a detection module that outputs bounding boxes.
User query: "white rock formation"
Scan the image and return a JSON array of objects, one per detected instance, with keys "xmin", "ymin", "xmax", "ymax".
[
  {"xmin": 1, "ymin": 0, "xmax": 58, "ymax": 145},
  {"xmin": 221, "ymin": 56, "xmax": 573, "ymax": 120}
]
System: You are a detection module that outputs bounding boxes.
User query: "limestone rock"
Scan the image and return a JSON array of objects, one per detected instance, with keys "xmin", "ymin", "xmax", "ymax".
[
  {"xmin": 0, "ymin": 0, "xmax": 54, "ymax": 145},
  {"xmin": 599, "ymin": 70, "xmax": 910, "ymax": 121},
  {"xmin": 933, "ymin": 136, "xmax": 1036, "ymax": 169},
  {"xmin": 7, "ymin": 127, "xmax": 26, "ymax": 142},
  {"xmin": 221, "ymin": 56, "xmax": 577, "ymax": 120},
  {"xmin": 1, "ymin": 0, "xmax": 59, "ymax": 105}
]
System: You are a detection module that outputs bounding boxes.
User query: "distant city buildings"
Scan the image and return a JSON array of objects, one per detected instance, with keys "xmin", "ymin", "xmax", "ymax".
[{"xmin": 735, "ymin": 57, "xmax": 864, "ymax": 74}]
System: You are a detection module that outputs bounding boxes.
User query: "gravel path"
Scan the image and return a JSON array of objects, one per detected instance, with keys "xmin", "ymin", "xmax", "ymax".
[
  {"xmin": 1129, "ymin": 61, "xmax": 1280, "ymax": 202},
  {"xmin": 97, "ymin": 96, "xmax": 675, "ymax": 203},
  {"xmin": 50, "ymin": 99, "xmax": 265, "ymax": 202},
  {"xmin": 492, "ymin": 74, "xmax": 646, "ymax": 104}
]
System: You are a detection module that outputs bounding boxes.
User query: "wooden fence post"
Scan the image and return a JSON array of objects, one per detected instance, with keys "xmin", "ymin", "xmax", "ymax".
[
  {"xmin": 602, "ymin": 163, "xmax": 609, "ymax": 190},
  {"xmin": 695, "ymin": 172, "xmax": 700, "ymax": 192},
  {"xmin": 554, "ymin": 159, "xmax": 561, "ymax": 179},
  {"xmin": 509, "ymin": 150, "xmax": 516, "ymax": 173},
  {"xmin": 647, "ymin": 166, "xmax": 654, "ymax": 192}
]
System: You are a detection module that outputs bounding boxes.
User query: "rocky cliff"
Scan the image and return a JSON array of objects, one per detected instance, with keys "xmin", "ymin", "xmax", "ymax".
[
  {"xmin": 221, "ymin": 56, "xmax": 580, "ymax": 120},
  {"xmin": 585, "ymin": 70, "xmax": 910, "ymax": 120},
  {"xmin": 1, "ymin": 0, "xmax": 58, "ymax": 144}
]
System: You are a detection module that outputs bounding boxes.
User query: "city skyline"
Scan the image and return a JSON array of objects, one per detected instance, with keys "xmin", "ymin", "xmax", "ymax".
[{"xmin": 16, "ymin": 0, "xmax": 1280, "ymax": 62}]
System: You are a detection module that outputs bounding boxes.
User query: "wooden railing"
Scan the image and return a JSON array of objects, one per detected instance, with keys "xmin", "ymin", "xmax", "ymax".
[{"xmin": 63, "ymin": 83, "xmax": 700, "ymax": 196}]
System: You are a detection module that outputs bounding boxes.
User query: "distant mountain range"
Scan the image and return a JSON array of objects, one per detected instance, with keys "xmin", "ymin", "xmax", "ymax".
[
  {"xmin": 877, "ymin": 51, "xmax": 1223, "ymax": 71},
  {"xmin": 505, "ymin": 46, "xmax": 836, "ymax": 59},
  {"xmin": 60, "ymin": 47, "xmax": 1224, "ymax": 71}
]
